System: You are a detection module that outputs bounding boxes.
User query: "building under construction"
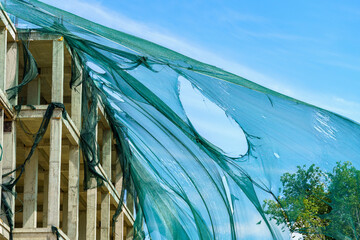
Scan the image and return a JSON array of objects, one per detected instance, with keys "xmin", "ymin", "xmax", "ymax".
[{"xmin": 0, "ymin": 7, "xmax": 134, "ymax": 240}]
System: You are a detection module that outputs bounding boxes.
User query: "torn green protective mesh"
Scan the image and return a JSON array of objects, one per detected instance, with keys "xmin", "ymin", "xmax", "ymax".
[
  {"xmin": 2, "ymin": 39, "xmax": 62, "ymax": 239},
  {"xmin": 6, "ymin": 38, "xmax": 38, "ymax": 101},
  {"xmin": 2, "ymin": 102, "xmax": 67, "ymax": 239},
  {"xmin": 2, "ymin": 0, "xmax": 360, "ymax": 239}
]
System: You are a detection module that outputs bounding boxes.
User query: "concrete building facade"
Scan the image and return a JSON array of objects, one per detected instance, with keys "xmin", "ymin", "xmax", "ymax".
[{"xmin": 0, "ymin": 7, "xmax": 134, "ymax": 240}]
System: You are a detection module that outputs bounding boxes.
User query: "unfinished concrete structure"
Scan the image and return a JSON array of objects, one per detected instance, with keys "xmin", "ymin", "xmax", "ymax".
[{"xmin": 0, "ymin": 7, "xmax": 134, "ymax": 240}]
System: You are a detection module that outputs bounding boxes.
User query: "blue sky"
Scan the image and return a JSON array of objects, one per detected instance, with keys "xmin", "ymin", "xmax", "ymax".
[
  {"xmin": 38, "ymin": 0, "xmax": 360, "ymax": 159},
  {"xmin": 42, "ymin": 0, "xmax": 360, "ymax": 123}
]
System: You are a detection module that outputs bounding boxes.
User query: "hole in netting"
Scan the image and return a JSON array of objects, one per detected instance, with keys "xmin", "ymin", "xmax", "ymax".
[
  {"xmin": 86, "ymin": 61, "xmax": 106, "ymax": 74},
  {"xmin": 178, "ymin": 76, "xmax": 248, "ymax": 158}
]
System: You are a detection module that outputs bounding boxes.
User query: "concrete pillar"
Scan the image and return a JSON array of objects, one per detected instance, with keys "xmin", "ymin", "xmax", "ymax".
[
  {"xmin": 101, "ymin": 130, "xmax": 112, "ymax": 178},
  {"xmin": 68, "ymin": 51, "xmax": 81, "ymax": 239},
  {"xmin": 0, "ymin": 110, "xmax": 3, "ymax": 208},
  {"xmin": 114, "ymin": 212, "xmax": 124, "ymax": 240},
  {"xmin": 23, "ymin": 148, "xmax": 38, "ymax": 228},
  {"xmin": 0, "ymin": 28, "xmax": 7, "ymax": 91},
  {"xmin": 2, "ymin": 42, "xmax": 18, "ymax": 226},
  {"xmin": 114, "ymin": 153, "xmax": 124, "ymax": 240},
  {"xmin": 47, "ymin": 100, "xmax": 62, "ymax": 227},
  {"xmin": 71, "ymin": 76, "xmax": 82, "ymax": 130},
  {"xmin": 1, "ymin": 45, "xmax": 18, "ymax": 226},
  {"xmin": 52, "ymin": 39, "xmax": 64, "ymax": 103},
  {"xmin": 125, "ymin": 148, "xmax": 134, "ymax": 216},
  {"xmin": 67, "ymin": 145, "xmax": 79, "ymax": 240},
  {"xmin": 6, "ymin": 42, "xmax": 18, "ymax": 106},
  {"xmin": 47, "ymin": 39, "xmax": 64, "ymax": 227},
  {"xmin": 86, "ymin": 182, "xmax": 97, "ymax": 240},
  {"xmin": 1, "ymin": 41, "xmax": 18, "ymax": 226},
  {"xmin": 114, "ymin": 153, "xmax": 123, "ymax": 196},
  {"xmin": 100, "ymin": 130, "xmax": 111, "ymax": 240},
  {"xmin": 2, "ymin": 120, "xmax": 16, "ymax": 226},
  {"xmin": 87, "ymin": 107, "xmax": 98, "ymax": 240},
  {"xmin": 2, "ymin": 41, "xmax": 18, "ymax": 226},
  {"xmin": 42, "ymin": 171, "xmax": 49, "ymax": 227}
]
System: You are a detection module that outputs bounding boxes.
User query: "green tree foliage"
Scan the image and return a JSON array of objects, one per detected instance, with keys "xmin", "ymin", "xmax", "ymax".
[
  {"xmin": 263, "ymin": 164, "xmax": 331, "ymax": 239},
  {"xmin": 264, "ymin": 162, "xmax": 360, "ymax": 239},
  {"xmin": 326, "ymin": 162, "xmax": 360, "ymax": 239}
]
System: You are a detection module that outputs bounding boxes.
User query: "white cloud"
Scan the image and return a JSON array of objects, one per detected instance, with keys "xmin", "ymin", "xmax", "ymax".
[
  {"xmin": 42, "ymin": 0, "xmax": 360, "ymax": 123},
  {"xmin": 320, "ymin": 97, "xmax": 360, "ymax": 123},
  {"xmin": 40, "ymin": 0, "xmax": 290, "ymax": 89}
]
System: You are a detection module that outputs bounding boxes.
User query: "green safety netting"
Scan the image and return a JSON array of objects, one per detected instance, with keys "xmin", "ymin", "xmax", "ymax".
[{"xmin": 1, "ymin": 1, "xmax": 360, "ymax": 239}]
